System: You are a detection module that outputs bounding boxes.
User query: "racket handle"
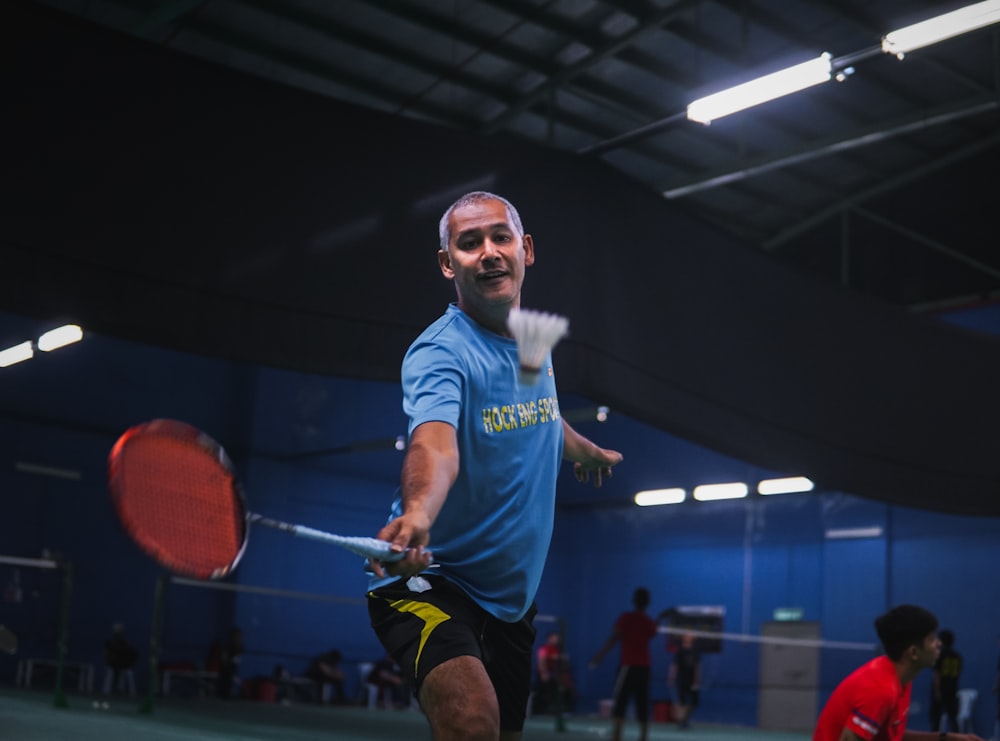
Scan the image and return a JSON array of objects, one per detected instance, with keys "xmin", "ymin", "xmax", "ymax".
[{"xmin": 247, "ymin": 514, "xmax": 406, "ymax": 562}]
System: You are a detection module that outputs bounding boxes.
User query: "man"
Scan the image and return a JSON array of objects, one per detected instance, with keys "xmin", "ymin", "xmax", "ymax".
[
  {"xmin": 103, "ymin": 622, "xmax": 138, "ymax": 696},
  {"xmin": 814, "ymin": 605, "xmax": 984, "ymax": 741},
  {"xmin": 304, "ymin": 648, "xmax": 346, "ymax": 705},
  {"xmin": 930, "ymin": 629, "xmax": 962, "ymax": 733},
  {"xmin": 589, "ymin": 587, "xmax": 659, "ymax": 741},
  {"xmin": 366, "ymin": 653, "xmax": 408, "ymax": 709},
  {"xmin": 668, "ymin": 631, "xmax": 701, "ymax": 729},
  {"xmin": 534, "ymin": 631, "xmax": 563, "ymax": 715},
  {"xmin": 367, "ymin": 191, "xmax": 622, "ymax": 741},
  {"xmin": 533, "ymin": 630, "xmax": 576, "ymax": 715}
]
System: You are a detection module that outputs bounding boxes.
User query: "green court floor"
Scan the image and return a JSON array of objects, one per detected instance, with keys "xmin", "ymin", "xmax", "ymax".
[{"xmin": 0, "ymin": 687, "xmax": 812, "ymax": 740}]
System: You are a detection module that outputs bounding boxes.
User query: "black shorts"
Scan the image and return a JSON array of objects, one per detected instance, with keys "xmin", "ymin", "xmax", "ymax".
[
  {"xmin": 677, "ymin": 680, "xmax": 700, "ymax": 707},
  {"xmin": 367, "ymin": 574, "xmax": 537, "ymax": 732},
  {"xmin": 612, "ymin": 665, "xmax": 651, "ymax": 721}
]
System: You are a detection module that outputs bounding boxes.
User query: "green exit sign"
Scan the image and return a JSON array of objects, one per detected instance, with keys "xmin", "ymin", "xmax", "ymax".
[{"xmin": 773, "ymin": 607, "xmax": 804, "ymax": 621}]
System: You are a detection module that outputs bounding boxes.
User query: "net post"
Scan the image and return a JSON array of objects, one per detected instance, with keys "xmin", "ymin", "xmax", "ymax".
[
  {"xmin": 139, "ymin": 572, "xmax": 168, "ymax": 714},
  {"xmin": 52, "ymin": 560, "xmax": 73, "ymax": 709}
]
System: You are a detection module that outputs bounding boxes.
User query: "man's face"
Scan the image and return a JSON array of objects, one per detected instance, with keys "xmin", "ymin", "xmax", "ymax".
[
  {"xmin": 438, "ymin": 198, "xmax": 534, "ymax": 318},
  {"xmin": 911, "ymin": 631, "xmax": 942, "ymax": 669}
]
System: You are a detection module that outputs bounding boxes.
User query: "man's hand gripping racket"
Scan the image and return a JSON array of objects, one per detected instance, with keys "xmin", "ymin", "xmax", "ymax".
[{"xmin": 107, "ymin": 419, "xmax": 414, "ymax": 580}]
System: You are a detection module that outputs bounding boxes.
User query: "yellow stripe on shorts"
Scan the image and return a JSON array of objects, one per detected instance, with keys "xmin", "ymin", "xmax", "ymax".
[{"xmin": 377, "ymin": 594, "xmax": 451, "ymax": 678}]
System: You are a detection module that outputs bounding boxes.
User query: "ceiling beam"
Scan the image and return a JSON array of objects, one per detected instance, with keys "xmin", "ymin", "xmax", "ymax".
[
  {"xmin": 232, "ymin": 0, "xmax": 522, "ymax": 109},
  {"xmin": 853, "ymin": 206, "xmax": 1000, "ymax": 282},
  {"xmin": 661, "ymin": 95, "xmax": 1000, "ymax": 198},
  {"xmin": 479, "ymin": 0, "xmax": 702, "ymax": 134},
  {"xmin": 762, "ymin": 128, "xmax": 1000, "ymax": 251}
]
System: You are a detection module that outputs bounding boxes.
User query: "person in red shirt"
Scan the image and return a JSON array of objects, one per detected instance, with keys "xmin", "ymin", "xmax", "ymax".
[
  {"xmin": 534, "ymin": 631, "xmax": 563, "ymax": 714},
  {"xmin": 814, "ymin": 604, "xmax": 984, "ymax": 741},
  {"xmin": 590, "ymin": 587, "xmax": 659, "ymax": 741}
]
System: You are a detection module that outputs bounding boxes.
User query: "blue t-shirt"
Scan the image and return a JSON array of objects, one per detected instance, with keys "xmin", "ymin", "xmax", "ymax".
[{"xmin": 375, "ymin": 304, "xmax": 564, "ymax": 622}]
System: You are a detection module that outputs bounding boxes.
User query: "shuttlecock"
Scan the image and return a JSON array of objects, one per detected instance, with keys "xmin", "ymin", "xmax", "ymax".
[{"xmin": 507, "ymin": 308, "xmax": 569, "ymax": 385}]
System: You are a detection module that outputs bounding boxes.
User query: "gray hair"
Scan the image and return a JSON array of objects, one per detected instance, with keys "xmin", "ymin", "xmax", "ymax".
[{"xmin": 438, "ymin": 191, "xmax": 524, "ymax": 251}]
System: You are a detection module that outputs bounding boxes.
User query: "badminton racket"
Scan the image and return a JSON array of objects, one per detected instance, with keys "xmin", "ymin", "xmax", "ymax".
[{"xmin": 108, "ymin": 418, "xmax": 407, "ymax": 580}]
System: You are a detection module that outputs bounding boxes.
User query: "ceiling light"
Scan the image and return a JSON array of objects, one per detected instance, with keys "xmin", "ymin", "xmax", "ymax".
[
  {"xmin": 37, "ymin": 324, "xmax": 83, "ymax": 352},
  {"xmin": 15, "ymin": 462, "xmax": 82, "ymax": 481},
  {"xmin": 0, "ymin": 341, "xmax": 34, "ymax": 368},
  {"xmin": 882, "ymin": 1, "xmax": 1000, "ymax": 57},
  {"xmin": 693, "ymin": 482, "xmax": 749, "ymax": 501},
  {"xmin": 825, "ymin": 526, "xmax": 883, "ymax": 540},
  {"xmin": 758, "ymin": 476, "xmax": 815, "ymax": 495},
  {"xmin": 686, "ymin": 53, "xmax": 833, "ymax": 125},
  {"xmin": 634, "ymin": 488, "xmax": 686, "ymax": 506}
]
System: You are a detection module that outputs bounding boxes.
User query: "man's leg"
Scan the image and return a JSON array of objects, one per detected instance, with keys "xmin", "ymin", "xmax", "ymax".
[
  {"xmin": 676, "ymin": 686, "xmax": 690, "ymax": 728},
  {"xmin": 945, "ymin": 694, "xmax": 959, "ymax": 732},
  {"xmin": 610, "ymin": 717, "xmax": 624, "ymax": 741},
  {"xmin": 634, "ymin": 666, "xmax": 651, "ymax": 741},
  {"xmin": 420, "ymin": 655, "xmax": 500, "ymax": 741},
  {"xmin": 610, "ymin": 667, "xmax": 633, "ymax": 741}
]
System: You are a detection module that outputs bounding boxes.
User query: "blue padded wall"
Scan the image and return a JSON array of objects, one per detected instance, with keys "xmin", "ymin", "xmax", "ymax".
[{"xmin": 2, "ymin": 307, "xmax": 999, "ymax": 731}]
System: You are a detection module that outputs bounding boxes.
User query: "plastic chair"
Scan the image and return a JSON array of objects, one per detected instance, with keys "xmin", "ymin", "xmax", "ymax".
[
  {"xmin": 956, "ymin": 688, "xmax": 978, "ymax": 733},
  {"xmin": 102, "ymin": 667, "xmax": 135, "ymax": 696}
]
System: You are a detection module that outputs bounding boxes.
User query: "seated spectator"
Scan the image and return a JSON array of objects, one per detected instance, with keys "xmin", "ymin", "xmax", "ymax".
[
  {"xmin": 305, "ymin": 648, "xmax": 347, "ymax": 704},
  {"xmin": 103, "ymin": 622, "xmax": 138, "ymax": 695},
  {"xmin": 207, "ymin": 627, "xmax": 243, "ymax": 699},
  {"xmin": 366, "ymin": 654, "xmax": 409, "ymax": 709}
]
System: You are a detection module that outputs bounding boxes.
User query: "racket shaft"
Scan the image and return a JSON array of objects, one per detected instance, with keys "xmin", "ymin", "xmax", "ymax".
[{"xmin": 248, "ymin": 515, "xmax": 405, "ymax": 561}]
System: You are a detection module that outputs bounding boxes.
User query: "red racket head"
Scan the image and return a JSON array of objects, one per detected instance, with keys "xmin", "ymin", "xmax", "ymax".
[{"xmin": 108, "ymin": 419, "xmax": 248, "ymax": 580}]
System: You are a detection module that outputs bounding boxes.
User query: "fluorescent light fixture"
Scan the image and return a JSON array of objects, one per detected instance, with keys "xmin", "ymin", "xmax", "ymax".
[
  {"xmin": 693, "ymin": 482, "xmax": 749, "ymax": 501},
  {"xmin": 37, "ymin": 324, "xmax": 83, "ymax": 352},
  {"xmin": 0, "ymin": 341, "xmax": 34, "ymax": 368},
  {"xmin": 634, "ymin": 488, "xmax": 686, "ymax": 506},
  {"xmin": 758, "ymin": 476, "xmax": 815, "ymax": 495},
  {"xmin": 825, "ymin": 526, "xmax": 884, "ymax": 540},
  {"xmin": 687, "ymin": 53, "xmax": 833, "ymax": 124},
  {"xmin": 14, "ymin": 462, "xmax": 82, "ymax": 481},
  {"xmin": 882, "ymin": 1, "xmax": 1000, "ymax": 57}
]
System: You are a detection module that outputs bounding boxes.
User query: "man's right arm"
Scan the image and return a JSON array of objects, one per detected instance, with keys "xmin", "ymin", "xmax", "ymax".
[
  {"xmin": 589, "ymin": 628, "xmax": 621, "ymax": 669},
  {"xmin": 371, "ymin": 421, "xmax": 459, "ymax": 578}
]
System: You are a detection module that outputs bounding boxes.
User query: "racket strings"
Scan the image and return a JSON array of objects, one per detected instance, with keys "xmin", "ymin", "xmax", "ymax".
[{"xmin": 113, "ymin": 434, "xmax": 245, "ymax": 579}]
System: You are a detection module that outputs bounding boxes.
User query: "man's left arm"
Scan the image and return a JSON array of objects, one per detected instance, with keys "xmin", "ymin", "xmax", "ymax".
[{"xmin": 562, "ymin": 419, "xmax": 623, "ymax": 488}]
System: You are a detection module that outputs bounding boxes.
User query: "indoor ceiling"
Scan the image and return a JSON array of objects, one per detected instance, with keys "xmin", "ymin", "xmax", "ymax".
[{"xmin": 30, "ymin": 0, "xmax": 1000, "ymax": 310}]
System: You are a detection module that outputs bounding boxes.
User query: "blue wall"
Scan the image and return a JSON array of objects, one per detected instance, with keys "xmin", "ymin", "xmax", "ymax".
[
  {"xmin": 548, "ymin": 489, "xmax": 1000, "ymax": 730},
  {"xmin": 1, "ymin": 308, "xmax": 998, "ymax": 731}
]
